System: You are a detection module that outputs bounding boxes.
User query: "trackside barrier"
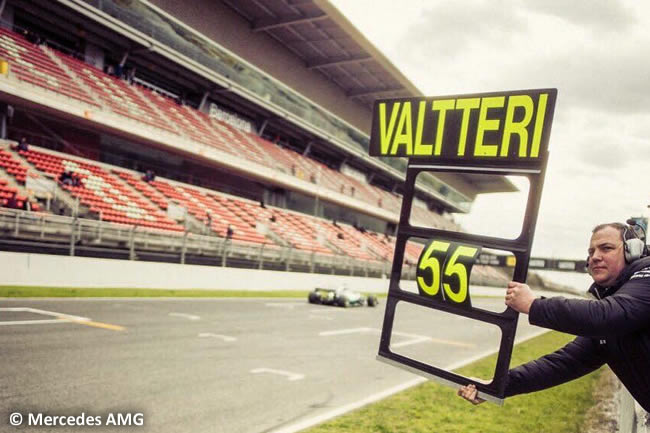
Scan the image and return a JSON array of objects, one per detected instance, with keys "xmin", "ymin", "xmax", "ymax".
[
  {"xmin": 619, "ymin": 387, "xmax": 649, "ymax": 433},
  {"xmin": 0, "ymin": 208, "xmax": 515, "ymax": 288}
]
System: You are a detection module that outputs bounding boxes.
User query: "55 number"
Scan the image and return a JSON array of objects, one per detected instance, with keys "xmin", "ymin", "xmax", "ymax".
[{"xmin": 416, "ymin": 240, "xmax": 481, "ymax": 308}]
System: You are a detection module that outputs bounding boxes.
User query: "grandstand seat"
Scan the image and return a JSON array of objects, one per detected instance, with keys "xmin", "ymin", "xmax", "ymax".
[
  {"xmin": 0, "ymin": 28, "xmax": 99, "ymax": 107},
  {"xmin": 271, "ymin": 145, "xmax": 389, "ymax": 209},
  {"xmin": 0, "ymin": 147, "xmax": 42, "ymax": 210},
  {"xmin": 0, "ymin": 149, "xmax": 30, "ymax": 183},
  {"xmin": 358, "ymin": 231, "xmax": 395, "ymax": 261},
  {"xmin": 0, "ymin": 26, "xmax": 440, "ymax": 222},
  {"xmin": 52, "ymin": 51, "xmax": 178, "ymax": 134},
  {"xmin": 148, "ymin": 179, "xmax": 272, "ymax": 244},
  {"xmin": 204, "ymin": 117, "xmax": 273, "ymax": 168},
  {"xmin": 142, "ymin": 92, "xmax": 244, "ymax": 158},
  {"xmin": 114, "ymin": 170, "xmax": 170, "ymax": 210},
  {"xmin": 232, "ymin": 198, "xmax": 337, "ymax": 255},
  {"xmin": 404, "ymin": 240, "xmax": 424, "ymax": 264},
  {"xmin": 20, "ymin": 147, "xmax": 183, "ymax": 231},
  {"xmin": 0, "ymin": 173, "xmax": 39, "ymax": 211},
  {"xmin": 137, "ymin": 89, "xmax": 287, "ymax": 172},
  {"xmin": 311, "ymin": 219, "xmax": 378, "ymax": 261}
]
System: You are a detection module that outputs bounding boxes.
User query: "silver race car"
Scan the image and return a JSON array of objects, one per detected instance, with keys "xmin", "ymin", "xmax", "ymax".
[{"xmin": 308, "ymin": 285, "xmax": 378, "ymax": 308}]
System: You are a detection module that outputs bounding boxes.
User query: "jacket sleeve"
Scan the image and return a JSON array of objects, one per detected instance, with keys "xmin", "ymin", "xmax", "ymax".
[
  {"xmin": 528, "ymin": 277, "xmax": 650, "ymax": 337},
  {"xmin": 505, "ymin": 336, "xmax": 605, "ymax": 397}
]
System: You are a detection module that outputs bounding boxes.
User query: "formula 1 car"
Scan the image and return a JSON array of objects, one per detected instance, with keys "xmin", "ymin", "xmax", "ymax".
[{"xmin": 307, "ymin": 285, "xmax": 378, "ymax": 308}]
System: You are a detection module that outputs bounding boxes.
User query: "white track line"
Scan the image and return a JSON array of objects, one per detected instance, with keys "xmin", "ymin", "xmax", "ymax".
[
  {"xmin": 0, "ymin": 307, "xmax": 90, "ymax": 321},
  {"xmin": 319, "ymin": 327, "xmax": 370, "ymax": 336},
  {"xmin": 198, "ymin": 332, "xmax": 236, "ymax": 342},
  {"xmin": 265, "ymin": 302, "xmax": 305, "ymax": 309},
  {"xmin": 0, "ymin": 319, "xmax": 65, "ymax": 326},
  {"xmin": 251, "ymin": 368, "xmax": 305, "ymax": 382},
  {"xmin": 308, "ymin": 315, "xmax": 334, "ymax": 321},
  {"xmin": 319, "ymin": 327, "xmax": 466, "ymax": 349},
  {"xmin": 270, "ymin": 328, "xmax": 549, "ymax": 433},
  {"xmin": 168, "ymin": 312, "xmax": 200, "ymax": 321},
  {"xmin": 309, "ymin": 308, "xmax": 347, "ymax": 313},
  {"xmin": 0, "ymin": 307, "xmax": 90, "ymax": 326},
  {"xmin": 390, "ymin": 335, "xmax": 431, "ymax": 348}
]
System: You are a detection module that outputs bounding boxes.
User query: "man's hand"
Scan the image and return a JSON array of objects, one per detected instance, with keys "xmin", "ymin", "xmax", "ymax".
[
  {"xmin": 457, "ymin": 384, "xmax": 485, "ymax": 405},
  {"xmin": 505, "ymin": 281, "xmax": 536, "ymax": 314}
]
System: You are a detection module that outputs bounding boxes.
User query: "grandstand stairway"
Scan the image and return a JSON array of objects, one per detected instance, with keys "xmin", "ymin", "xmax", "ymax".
[
  {"xmin": 147, "ymin": 179, "xmax": 271, "ymax": 244},
  {"xmin": 129, "ymin": 85, "xmax": 185, "ymax": 136},
  {"xmin": 52, "ymin": 50, "xmax": 178, "ymax": 135},
  {"xmin": 312, "ymin": 218, "xmax": 379, "ymax": 262},
  {"xmin": 232, "ymin": 198, "xmax": 334, "ymax": 255},
  {"xmin": 109, "ymin": 167, "xmax": 217, "ymax": 232},
  {"xmin": 162, "ymin": 100, "xmax": 243, "ymax": 159},
  {"xmin": 40, "ymin": 46, "xmax": 106, "ymax": 109},
  {"xmin": 203, "ymin": 116, "xmax": 274, "ymax": 169},
  {"xmin": 0, "ymin": 145, "xmax": 43, "ymax": 211},
  {"xmin": 111, "ymin": 169, "xmax": 213, "ymax": 235},
  {"xmin": 357, "ymin": 231, "xmax": 395, "ymax": 261},
  {"xmin": 0, "ymin": 168, "xmax": 32, "ymax": 210},
  {"xmin": 7, "ymin": 144, "xmax": 92, "ymax": 217},
  {"xmin": 16, "ymin": 146, "xmax": 184, "ymax": 231}
]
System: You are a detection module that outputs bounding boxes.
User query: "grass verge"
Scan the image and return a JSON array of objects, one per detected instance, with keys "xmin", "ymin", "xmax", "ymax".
[
  {"xmin": 0, "ymin": 286, "xmax": 310, "ymax": 298},
  {"xmin": 0, "ymin": 286, "xmax": 389, "ymax": 298},
  {"xmin": 307, "ymin": 331, "xmax": 603, "ymax": 433}
]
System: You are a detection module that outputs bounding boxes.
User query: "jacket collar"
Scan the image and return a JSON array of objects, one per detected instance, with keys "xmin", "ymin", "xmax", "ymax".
[{"xmin": 588, "ymin": 256, "xmax": 650, "ymax": 299}]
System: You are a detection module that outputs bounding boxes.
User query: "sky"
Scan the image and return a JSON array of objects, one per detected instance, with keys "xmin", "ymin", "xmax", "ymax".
[{"xmin": 329, "ymin": 0, "xmax": 650, "ymax": 260}]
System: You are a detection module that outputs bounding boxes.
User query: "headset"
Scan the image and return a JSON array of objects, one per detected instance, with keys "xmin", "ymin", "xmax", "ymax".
[
  {"xmin": 623, "ymin": 220, "xmax": 648, "ymax": 263},
  {"xmin": 586, "ymin": 222, "xmax": 647, "ymax": 271}
]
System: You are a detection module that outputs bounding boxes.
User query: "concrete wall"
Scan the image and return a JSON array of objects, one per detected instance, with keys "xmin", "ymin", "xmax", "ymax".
[
  {"xmin": 619, "ymin": 387, "xmax": 649, "ymax": 433},
  {"xmin": 0, "ymin": 251, "xmax": 391, "ymax": 292},
  {"xmin": 0, "ymin": 252, "xmax": 576, "ymax": 298},
  {"xmin": 148, "ymin": 0, "xmax": 371, "ymax": 132}
]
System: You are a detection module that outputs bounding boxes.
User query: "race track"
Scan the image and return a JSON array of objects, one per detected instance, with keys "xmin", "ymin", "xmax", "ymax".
[{"xmin": 1, "ymin": 297, "xmax": 546, "ymax": 433}]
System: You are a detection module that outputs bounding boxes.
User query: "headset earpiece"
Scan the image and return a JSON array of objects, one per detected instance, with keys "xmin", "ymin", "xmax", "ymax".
[
  {"xmin": 623, "ymin": 224, "xmax": 646, "ymax": 263},
  {"xmin": 625, "ymin": 238, "xmax": 645, "ymax": 263}
]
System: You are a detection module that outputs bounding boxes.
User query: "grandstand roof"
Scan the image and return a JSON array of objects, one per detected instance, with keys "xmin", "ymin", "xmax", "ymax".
[{"xmin": 219, "ymin": 0, "xmax": 422, "ymax": 109}]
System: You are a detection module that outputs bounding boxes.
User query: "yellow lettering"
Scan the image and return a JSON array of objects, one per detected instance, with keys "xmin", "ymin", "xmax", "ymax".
[
  {"xmin": 432, "ymin": 99, "xmax": 455, "ymax": 156},
  {"xmin": 379, "ymin": 102, "xmax": 400, "ymax": 155},
  {"xmin": 391, "ymin": 101, "xmax": 413, "ymax": 155},
  {"xmin": 501, "ymin": 95, "xmax": 533, "ymax": 157},
  {"xmin": 530, "ymin": 93, "xmax": 548, "ymax": 158},
  {"xmin": 455, "ymin": 98, "xmax": 480, "ymax": 156},
  {"xmin": 474, "ymin": 96, "xmax": 505, "ymax": 157},
  {"xmin": 414, "ymin": 101, "xmax": 433, "ymax": 155}
]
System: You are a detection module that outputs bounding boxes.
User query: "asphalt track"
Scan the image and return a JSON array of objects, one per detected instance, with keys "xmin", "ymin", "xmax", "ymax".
[{"xmin": 0, "ymin": 297, "xmax": 547, "ymax": 433}]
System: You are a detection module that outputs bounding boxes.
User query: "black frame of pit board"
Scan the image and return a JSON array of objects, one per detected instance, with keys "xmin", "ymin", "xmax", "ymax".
[{"xmin": 376, "ymin": 152, "xmax": 552, "ymax": 405}]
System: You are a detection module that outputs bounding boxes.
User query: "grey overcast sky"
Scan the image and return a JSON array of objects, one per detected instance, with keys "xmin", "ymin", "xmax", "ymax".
[{"xmin": 330, "ymin": 0, "xmax": 650, "ymax": 260}]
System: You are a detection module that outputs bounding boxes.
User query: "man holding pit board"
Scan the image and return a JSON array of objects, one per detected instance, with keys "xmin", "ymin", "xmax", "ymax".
[
  {"xmin": 371, "ymin": 89, "xmax": 557, "ymax": 404},
  {"xmin": 459, "ymin": 222, "xmax": 650, "ymax": 411}
]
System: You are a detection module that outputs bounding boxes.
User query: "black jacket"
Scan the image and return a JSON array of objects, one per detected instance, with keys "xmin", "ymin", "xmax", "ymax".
[{"xmin": 505, "ymin": 256, "xmax": 650, "ymax": 411}]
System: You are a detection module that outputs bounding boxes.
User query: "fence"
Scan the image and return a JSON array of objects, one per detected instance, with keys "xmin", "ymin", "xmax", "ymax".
[{"xmin": 0, "ymin": 208, "xmax": 399, "ymax": 279}]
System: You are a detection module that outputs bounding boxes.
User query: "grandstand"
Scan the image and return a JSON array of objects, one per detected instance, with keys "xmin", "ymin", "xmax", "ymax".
[{"xmin": 0, "ymin": 0, "xmax": 515, "ymax": 285}]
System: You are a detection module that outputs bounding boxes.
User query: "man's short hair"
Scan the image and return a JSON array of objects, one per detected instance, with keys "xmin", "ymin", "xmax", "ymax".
[{"xmin": 592, "ymin": 222, "xmax": 628, "ymax": 241}]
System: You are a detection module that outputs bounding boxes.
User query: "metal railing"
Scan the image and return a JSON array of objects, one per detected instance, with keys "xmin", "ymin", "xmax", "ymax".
[{"xmin": 0, "ymin": 208, "xmax": 398, "ymax": 278}]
